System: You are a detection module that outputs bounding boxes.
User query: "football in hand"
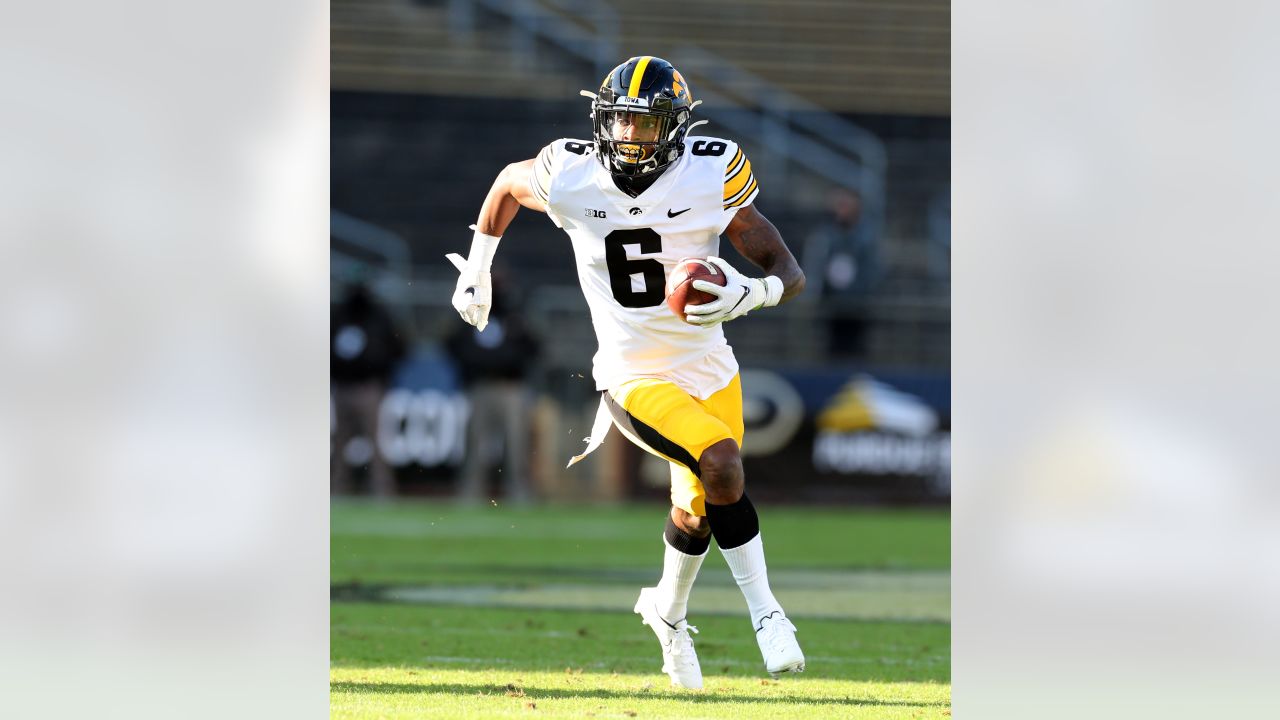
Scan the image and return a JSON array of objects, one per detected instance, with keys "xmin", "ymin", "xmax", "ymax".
[{"xmin": 666, "ymin": 258, "xmax": 728, "ymax": 321}]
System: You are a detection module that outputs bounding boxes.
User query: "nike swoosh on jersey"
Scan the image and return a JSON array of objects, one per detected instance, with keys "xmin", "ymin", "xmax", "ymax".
[{"xmin": 667, "ymin": 208, "xmax": 691, "ymax": 218}]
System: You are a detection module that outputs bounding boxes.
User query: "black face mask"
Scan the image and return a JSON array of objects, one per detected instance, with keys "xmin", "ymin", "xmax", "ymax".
[
  {"xmin": 611, "ymin": 171, "xmax": 661, "ymax": 198},
  {"xmin": 592, "ymin": 106, "xmax": 685, "ymax": 186}
]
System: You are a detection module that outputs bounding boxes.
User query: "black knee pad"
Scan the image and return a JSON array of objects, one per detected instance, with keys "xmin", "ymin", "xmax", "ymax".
[{"xmin": 705, "ymin": 493, "xmax": 760, "ymax": 550}]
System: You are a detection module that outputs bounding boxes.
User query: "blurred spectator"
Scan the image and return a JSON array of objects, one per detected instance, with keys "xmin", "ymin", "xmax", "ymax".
[
  {"xmin": 800, "ymin": 188, "xmax": 882, "ymax": 357},
  {"xmin": 445, "ymin": 273, "xmax": 540, "ymax": 504},
  {"xmin": 331, "ymin": 280, "xmax": 405, "ymax": 497}
]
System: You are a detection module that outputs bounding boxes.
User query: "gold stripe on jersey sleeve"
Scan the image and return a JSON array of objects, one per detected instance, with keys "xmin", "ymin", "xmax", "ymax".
[
  {"xmin": 724, "ymin": 152, "xmax": 747, "ymax": 187},
  {"xmin": 724, "ymin": 148, "xmax": 744, "ymax": 177},
  {"xmin": 723, "ymin": 156, "xmax": 754, "ymax": 201},
  {"xmin": 724, "ymin": 177, "xmax": 758, "ymax": 209},
  {"xmin": 628, "ymin": 56, "xmax": 652, "ymax": 98}
]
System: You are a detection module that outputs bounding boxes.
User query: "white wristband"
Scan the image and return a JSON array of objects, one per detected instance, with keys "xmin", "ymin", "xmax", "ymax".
[
  {"xmin": 465, "ymin": 224, "xmax": 502, "ymax": 272},
  {"xmin": 761, "ymin": 275, "xmax": 784, "ymax": 308}
]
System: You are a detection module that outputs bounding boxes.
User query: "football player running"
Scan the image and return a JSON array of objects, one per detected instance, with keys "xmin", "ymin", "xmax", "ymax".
[{"xmin": 447, "ymin": 56, "xmax": 807, "ymax": 689}]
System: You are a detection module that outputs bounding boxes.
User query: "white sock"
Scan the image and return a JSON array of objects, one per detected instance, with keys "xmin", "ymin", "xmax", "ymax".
[
  {"xmin": 655, "ymin": 534, "xmax": 707, "ymax": 623},
  {"xmin": 718, "ymin": 533, "xmax": 784, "ymax": 628}
]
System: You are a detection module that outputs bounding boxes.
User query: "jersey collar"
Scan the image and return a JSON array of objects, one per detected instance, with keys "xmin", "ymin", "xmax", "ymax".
[{"xmin": 593, "ymin": 153, "xmax": 686, "ymax": 211}]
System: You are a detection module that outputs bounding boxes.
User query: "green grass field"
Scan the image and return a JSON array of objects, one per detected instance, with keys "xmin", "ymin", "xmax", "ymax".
[{"xmin": 332, "ymin": 500, "xmax": 950, "ymax": 718}]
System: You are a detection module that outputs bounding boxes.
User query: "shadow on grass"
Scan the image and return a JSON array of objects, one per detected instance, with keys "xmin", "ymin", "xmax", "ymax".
[{"xmin": 329, "ymin": 681, "xmax": 949, "ymax": 709}]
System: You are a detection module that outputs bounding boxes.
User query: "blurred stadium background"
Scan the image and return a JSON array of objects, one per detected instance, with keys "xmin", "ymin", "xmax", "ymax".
[{"xmin": 331, "ymin": 0, "xmax": 950, "ymax": 507}]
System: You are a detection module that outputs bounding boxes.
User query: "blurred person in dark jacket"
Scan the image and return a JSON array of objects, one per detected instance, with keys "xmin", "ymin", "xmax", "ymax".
[
  {"xmin": 331, "ymin": 281, "xmax": 405, "ymax": 497},
  {"xmin": 446, "ymin": 273, "xmax": 540, "ymax": 504},
  {"xmin": 800, "ymin": 188, "xmax": 881, "ymax": 357}
]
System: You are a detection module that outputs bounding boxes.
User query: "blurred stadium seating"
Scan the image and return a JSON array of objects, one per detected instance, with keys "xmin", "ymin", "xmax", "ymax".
[{"xmin": 332, "ymin": 0, "xmax": 949, "ymax": 115}]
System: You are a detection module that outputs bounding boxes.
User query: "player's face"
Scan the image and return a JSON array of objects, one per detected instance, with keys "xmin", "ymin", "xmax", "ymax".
[{"xmin": 608, "ymin": 112, "xmax": 663, "ymax": 164}]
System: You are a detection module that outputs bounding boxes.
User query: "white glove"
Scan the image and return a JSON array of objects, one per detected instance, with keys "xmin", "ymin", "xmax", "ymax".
[
  {"xmin": 685, "ymin": 256, "xmax": 784, "ymax": 326},
  {"xmin": 446, "ymin": 225, "xmax": 501, "ymax": 331}
]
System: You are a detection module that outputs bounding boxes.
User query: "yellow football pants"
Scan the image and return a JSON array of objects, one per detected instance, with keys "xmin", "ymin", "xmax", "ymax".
[{"xmin": 604, "ymin": 374, "xmax": 744, "ymax": 517}]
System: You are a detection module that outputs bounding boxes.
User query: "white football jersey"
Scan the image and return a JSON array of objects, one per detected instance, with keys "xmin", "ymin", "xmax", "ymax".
[{"xmin": 530, "ymin": 136, "xmax": 760, "ymax": 399}]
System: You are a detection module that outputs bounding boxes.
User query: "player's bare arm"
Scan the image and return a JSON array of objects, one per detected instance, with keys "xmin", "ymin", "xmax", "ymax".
[
  {"xmin": 683, "ymin": 204, "xmax": 805, "ymax": 326},
  {"xmin": 446, "ymin": 158, "xmax": 546, "ymax": 330},
  {"xmin": 723, "ymin": 204, "xmax": 806, "ymax": 303},
  {"xmin": 474, "ymin": 158, "xmax": 546, "ymax": 236}
]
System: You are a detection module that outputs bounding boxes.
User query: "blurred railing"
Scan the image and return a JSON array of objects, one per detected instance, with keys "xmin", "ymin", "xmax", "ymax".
[
  {"xmin": 331, "ymin": 209, "xmax": 412, "ymax": 287},
  {"xmin": 449, "ymin": 0, "xmax": 620, "ymax": 78},
  {"xmin": 331, "ymin": 210, "xmax": 412, "ymax": 269},
  {"xmin": 673, "ymin": 45, "xmax": 888, "ymax": 252},
  {"xmin": 330, "ymin": 210, "xmax": 420, "ymax": 330}
]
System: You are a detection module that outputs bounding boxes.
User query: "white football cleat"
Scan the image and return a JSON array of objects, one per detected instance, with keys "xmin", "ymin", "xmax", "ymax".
[
  {"xmin": 633, "ymin": 587, "xmax": 703, "ymax": 690},
  {"xmin": 756, "ymin": 611, "xmax": 805, "ymax": 678}
]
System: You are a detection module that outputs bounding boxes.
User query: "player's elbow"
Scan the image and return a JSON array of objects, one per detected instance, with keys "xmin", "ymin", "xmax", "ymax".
[{"xmin": 787, "ymin": 269, "xmax": 806, "ymax": 299}]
